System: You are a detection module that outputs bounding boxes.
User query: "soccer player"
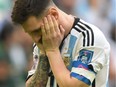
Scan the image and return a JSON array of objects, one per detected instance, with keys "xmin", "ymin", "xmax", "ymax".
[{"xmin": 11, "ymin": 0, "xmax": 110, "ymax": 87}]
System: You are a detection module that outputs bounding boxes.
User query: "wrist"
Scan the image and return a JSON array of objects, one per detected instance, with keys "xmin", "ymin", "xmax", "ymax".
[{"xmin": 46, "ymin": 48, "xmax": 60, "ymax": 55}]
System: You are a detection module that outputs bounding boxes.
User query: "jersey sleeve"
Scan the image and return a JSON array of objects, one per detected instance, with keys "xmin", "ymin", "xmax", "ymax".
[
  {"xmin": 70, "ymin": 47, "xmax": 108, "ymax": 86},
  {"xmin": 27, "ymin": 43, "xmax": 39, "ymax": 80},
  {"xmin": 69, "ymin": 20, "xmax": 110, "ymax": 86}
]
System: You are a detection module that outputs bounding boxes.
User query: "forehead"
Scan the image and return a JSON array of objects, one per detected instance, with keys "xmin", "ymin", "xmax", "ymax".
[{"xmin": 22, "ymin": 16, "xmax": 42, "ymax": 32}]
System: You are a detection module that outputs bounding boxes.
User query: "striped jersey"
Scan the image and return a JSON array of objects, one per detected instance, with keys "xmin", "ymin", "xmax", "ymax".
[{"xmin": 27, "ymin": 18, "xmax": 110, "ymax": 87}]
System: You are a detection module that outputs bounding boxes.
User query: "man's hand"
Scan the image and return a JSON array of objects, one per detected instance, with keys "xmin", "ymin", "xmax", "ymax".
[{"xmin": 41, "ymin": 15, "xmax": 65, "ymax": 52}]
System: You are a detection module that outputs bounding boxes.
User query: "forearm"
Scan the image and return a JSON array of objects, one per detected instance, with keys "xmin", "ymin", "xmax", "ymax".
[
  {"xmin": 46, "ymin": 50, "xmax": 71, "ymax": 87},
  {"xmin": 26, "ymin": 55, "xmax": 50, "ymax": 87},
  {"xmin": 46, "ymin": 49, "xmax": 88, "ymax": 87}
]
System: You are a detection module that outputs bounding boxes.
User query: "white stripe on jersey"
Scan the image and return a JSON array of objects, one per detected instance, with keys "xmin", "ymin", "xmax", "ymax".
[{"xmin": 71, "ymin": 67, "xmax": 96, "ymax": 83}]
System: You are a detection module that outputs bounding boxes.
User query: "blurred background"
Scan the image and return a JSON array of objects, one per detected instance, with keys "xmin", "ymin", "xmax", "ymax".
[{"xmin": 0, "ymin": 0, "xmax": 115, "ymax": 87}]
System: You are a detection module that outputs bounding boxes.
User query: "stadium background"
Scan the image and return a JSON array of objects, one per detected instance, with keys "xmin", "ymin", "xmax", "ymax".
[{"xmin": 0, "ymin": 0, "xmax": 115, "ymax": 87}]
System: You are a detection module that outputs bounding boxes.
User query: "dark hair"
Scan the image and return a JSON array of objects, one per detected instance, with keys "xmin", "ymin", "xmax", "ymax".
[{"xmin": 11, "ymin": 0, "xmax": 53, "ymax": 24}]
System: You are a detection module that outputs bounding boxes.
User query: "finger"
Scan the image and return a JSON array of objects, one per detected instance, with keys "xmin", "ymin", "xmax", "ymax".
[
  {"xmin": 41, "ymin": 24, "xmax": 46, "ymax": 37},
  {"xmin": 47, "ymin": 15, "xmax": 55, "ymax": 33},
  {"xmin": 43, "ymin": 17, "xmax": 50, "ymax": 34},
  {"xmin": 51, "ymin": 16, "xmax": 60, "ymax": 33}
]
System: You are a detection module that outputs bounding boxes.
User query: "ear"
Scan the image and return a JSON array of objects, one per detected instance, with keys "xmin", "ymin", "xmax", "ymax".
[{"xmin": 48, "ymin": 7, "xmax": 59, "ymax": 20}]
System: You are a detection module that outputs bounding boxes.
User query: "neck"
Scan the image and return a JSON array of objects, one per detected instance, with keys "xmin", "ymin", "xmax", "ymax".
[{"xmin": 58, "ymin": 9, "xmax": 75, "ymax": 37}]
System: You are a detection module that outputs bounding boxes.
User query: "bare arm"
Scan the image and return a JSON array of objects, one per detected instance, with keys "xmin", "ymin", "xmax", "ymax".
[{"xmin": 26, "ymin": 54, "xmax": 50, "ymax": 87}]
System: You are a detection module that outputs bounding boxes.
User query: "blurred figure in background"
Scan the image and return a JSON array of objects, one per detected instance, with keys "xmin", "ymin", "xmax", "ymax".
[
  {"xmin": 0, "ymin": 0, "xmax": 34, "ymax": 86},
  {"xmin": 109, "ymin": 24, "xmax": 116, "ymax": 87},
  {"xmin": 53, "ymin": 0, "xmax": 77, "ymax": 14},
  {"xmin": 0, "ymin": 19, "xmax": 33, "ymax": 87},
  {"xmin": 0, "ymin": 44, "xmax": 16, "ymax": 87}
]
